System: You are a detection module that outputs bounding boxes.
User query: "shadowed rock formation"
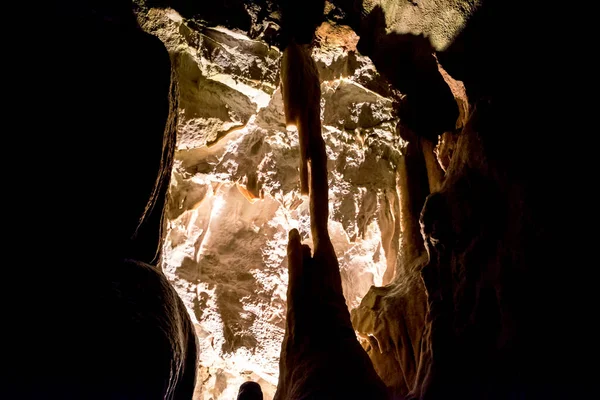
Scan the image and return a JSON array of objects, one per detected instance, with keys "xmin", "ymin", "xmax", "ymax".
[
  {"xmin": 355, "ymin": 7, "xmax": 458, "ymax": 142},
  {"xmin": 350, "ymin": 133, "xmax": 433, "ymax": 398},
  {"xmin": 281, "ymin": 42, "xmax": 321, "ymax": 194},
  {"xmin": 10, "ymin": 1, "xmax": 198, "ymax": 398},
  {"xmin": 275, "ymin": 6, "xmax": 388, "ymax": 397},
  {"xmin": 238, "ymin": 381, "xmax": 265, "ymax": 400},
  {"xmin": 280, "ymin": 0, "xmax": 326, "ymax": 194},
  {"xmin": 331, "ymin": 0, "xmax": 594, "ymax": 399}
]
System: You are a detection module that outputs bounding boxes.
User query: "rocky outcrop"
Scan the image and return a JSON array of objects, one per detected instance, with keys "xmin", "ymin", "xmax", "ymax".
[
  {"xmin": 350, "ymin": 4, "xmax": 459, "ymax": 141},
  {"xmin": 350, "ymin": 132, "xmax": 436, "ymax": 398},
  {"xmin": 139, "ymin": 0, "xmax": 280, "ymax": 43},
  {"xmin": 351, "ymin": 255, "xmax": 429, "ymax": 398},
  {"xmin": 333, "ymin": 0, "xmax": 594, "ymax": 399}
]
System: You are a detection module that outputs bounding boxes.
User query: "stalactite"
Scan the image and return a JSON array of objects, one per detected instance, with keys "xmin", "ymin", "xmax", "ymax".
[{"xmin": 281, "ymin": 42, "xmax": 321, "ymax": 197}]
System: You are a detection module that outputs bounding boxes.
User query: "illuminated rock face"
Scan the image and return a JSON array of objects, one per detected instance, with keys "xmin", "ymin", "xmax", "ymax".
[{"xmin": 139, "ymin": 8, "xmax": 404, "ymax": 399}]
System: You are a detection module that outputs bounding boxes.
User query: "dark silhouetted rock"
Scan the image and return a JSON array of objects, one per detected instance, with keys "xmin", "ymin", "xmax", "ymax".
[
  {"xmin": 275, "ymin": 30, "xmax": 388, "ymax": 399},
  {"xmin": 9, "ymin": 2, "xmax": 198, "ymax": 399},
  {"xmin": 238, "ymin": 381, "xmax": 264, "ymax": 400}
]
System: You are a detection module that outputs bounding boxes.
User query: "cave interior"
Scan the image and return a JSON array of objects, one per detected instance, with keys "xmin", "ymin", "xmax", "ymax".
[{"xmin": 7, "ymin": 0, "xmax": 595, "ymax": 399}]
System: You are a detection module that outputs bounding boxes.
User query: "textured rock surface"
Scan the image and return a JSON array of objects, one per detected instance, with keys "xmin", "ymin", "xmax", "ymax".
[
  {"xmin": 352, "ymin": 254, "xmax": 429, "ymax": 398},
  {"xmin": 335, "ymin": 1, "xmax": 595, "ymax": 399},
  {"xmin": 136, "ymin": 1, "xmax": 594, "ymax": 399},
  {"xmin": 138, "ymin": 7, "xmax": 404, "ymax": 398},
  {"xmin": 351, "ymin": 136, "xmax": 437, "ymax": 398},
  {"xmin": 13, "ymin": 1, "xmax": 594, "ymax": 400}
]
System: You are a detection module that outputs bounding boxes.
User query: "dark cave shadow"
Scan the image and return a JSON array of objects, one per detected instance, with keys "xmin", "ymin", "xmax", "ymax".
[
  {"xmin": 346, "ymin": 0, "xmax": 544, "ymax": 155},
  {"xmin": 354, "ymin": 5, "xmax": 459, "ymax": 142},
  {"xmin": 351, "ymin": 0, "xmax": 531, "ymax": 123}
]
